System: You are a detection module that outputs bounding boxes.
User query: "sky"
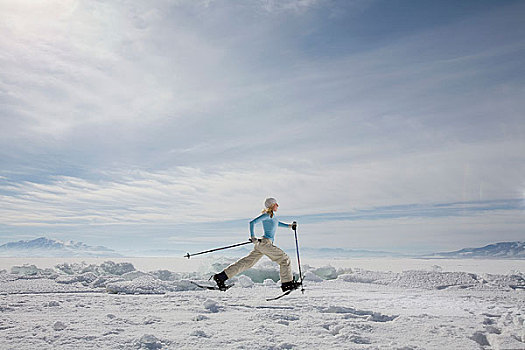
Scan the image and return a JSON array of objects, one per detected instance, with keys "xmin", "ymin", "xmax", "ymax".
[{"xmin": 0, "ymin": 0, "xmax": 524, "ymax": 254}]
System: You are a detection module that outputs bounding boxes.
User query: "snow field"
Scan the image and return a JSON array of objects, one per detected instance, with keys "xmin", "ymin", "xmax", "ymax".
[{"xmin": 0, "ymin": 259, "xmax": 523, "ymax": 349}]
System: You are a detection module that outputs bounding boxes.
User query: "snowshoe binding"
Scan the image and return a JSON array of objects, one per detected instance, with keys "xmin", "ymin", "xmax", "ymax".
[
  {"xmin": 212, "ymin": 271, "xmax": 229, "ymax": 291},
  {"xmin": 281, "ymin": 277, "xmax": 302, "ymax": 292}
]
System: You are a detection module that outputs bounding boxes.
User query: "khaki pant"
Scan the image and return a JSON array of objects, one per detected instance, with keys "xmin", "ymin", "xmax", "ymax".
[{"xmin": 224, "ymin": 238, "xmax": 293, "ymax": 283}]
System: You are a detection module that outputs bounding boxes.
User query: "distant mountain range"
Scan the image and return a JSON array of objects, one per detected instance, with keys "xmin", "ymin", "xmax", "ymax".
[
  {"xmin": 0, "ymin": 237, "xmax": 122, "ymax": 257},
  {"xmin": 431, "ymin": 241, "xmax": 524, "ymax": 259},
  {"xmin": 0, "ymin": 237, "xmax": 523, "ymax": 259}
]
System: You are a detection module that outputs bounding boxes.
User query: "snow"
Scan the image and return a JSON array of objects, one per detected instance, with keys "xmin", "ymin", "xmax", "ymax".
[{"xmin": 0, "ymin": 258, "xmax": 523, "ymax": 349}]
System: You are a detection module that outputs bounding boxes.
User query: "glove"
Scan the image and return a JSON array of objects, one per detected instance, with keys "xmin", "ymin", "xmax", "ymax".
[
  {"xmin": 249, "ymin": 237, "xmax": 259, "ymax": 243},
  {"xmin": 291, "ymin": 221, "xmax": 297, "ymax": 230}
]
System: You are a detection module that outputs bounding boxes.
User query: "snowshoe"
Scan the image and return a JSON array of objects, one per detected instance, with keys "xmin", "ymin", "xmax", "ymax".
[
  {"xmin": 212, "ymin": 271, "xmax": 229, "ymax": 291},
  {"xmin": 281, "ymin": 277, "xmax": 302, "ymax": 292}
]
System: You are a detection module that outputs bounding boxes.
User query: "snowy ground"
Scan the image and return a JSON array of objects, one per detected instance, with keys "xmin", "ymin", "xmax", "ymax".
[{"xmin": 1, "ymin": 258, "xmax": 524, "ymax": 349}]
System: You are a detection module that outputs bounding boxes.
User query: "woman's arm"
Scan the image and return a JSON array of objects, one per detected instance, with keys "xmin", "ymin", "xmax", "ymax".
[
  {"xmin": 250, "ymin": 213, "xmax": 268, "ymax": 237},
  {"xmin": 279, "ymin": 220, "xmax": 297, "ymax": 229},
  {"xmin": 278, "ymin": 221, "xmax": 291, "ymax": 228}
]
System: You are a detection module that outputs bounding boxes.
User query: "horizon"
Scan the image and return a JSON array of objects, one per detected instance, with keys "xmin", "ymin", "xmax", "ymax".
[
  {"xmin": 1, "ymin": 235, "xmax": 523, "ymax": 258},
  {"xmin": 1, "ymin": 0, "xmax": 524, "ymax": 254}
]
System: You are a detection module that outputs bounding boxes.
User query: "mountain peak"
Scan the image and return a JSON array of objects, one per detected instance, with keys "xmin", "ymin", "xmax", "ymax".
[
  {"xmin": 434, "ymin": 241, "xmax": 524, "ymax": 259},
  {"xmin": 0, "ymin": 237, "xmax": 120, "ymax": 257}
]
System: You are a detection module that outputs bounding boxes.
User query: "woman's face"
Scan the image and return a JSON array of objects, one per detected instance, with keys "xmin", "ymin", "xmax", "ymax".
[{"xmin": 272, "ymin": 203, "xmax": 279, "ymax": 211}]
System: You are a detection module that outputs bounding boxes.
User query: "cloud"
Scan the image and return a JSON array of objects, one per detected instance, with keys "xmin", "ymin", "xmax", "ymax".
[
  {"xmin": 1, "ymin": 149, "xmax": 522, "ymax": 226},
  {"xmin": 1, "ymin": 164, "xmax": 522, "ymax": 253},
  {"xmin": 299, "ymin": 208, "xmax": 525, "ymax": 253},
  {"xmin": 1, "ymin": 1, "xmax": 524, "ymax": 250}
]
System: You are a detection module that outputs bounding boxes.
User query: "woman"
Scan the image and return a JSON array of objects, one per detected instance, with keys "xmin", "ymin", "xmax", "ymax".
[{"xmin": 213, "ymin": 197, "xmax": 302, "ymax": 292}]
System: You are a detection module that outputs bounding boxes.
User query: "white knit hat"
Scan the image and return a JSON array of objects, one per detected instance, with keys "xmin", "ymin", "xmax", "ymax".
[{"xmin": 264, "ymin": 197, "xmax": 278, "ymax": 208}]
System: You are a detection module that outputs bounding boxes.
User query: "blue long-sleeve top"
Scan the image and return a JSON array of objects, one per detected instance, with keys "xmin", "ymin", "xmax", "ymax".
[{"xmin": 250, "ymin": 213, "xmax": 289, "ymax": 243}]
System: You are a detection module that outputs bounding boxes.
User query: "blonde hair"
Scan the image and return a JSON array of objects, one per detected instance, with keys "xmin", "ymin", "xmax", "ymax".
[{"xmin": 262, "ymin": 207, "xmax": 274, "ymax": 218}]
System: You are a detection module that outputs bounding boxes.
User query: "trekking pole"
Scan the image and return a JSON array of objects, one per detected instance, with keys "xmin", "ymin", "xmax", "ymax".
[
  {"xmin": 292, "ymin": 221, "xmax": 305, "ymax": 293},
  {"xmin": 184, "ymin": 240, "xmax": 252, "ymax": 259}
]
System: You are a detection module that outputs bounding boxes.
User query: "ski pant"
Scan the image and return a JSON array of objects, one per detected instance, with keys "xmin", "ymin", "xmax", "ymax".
[{"xmin": 224, "ymin": 238, "xmax": 293, "ymax": 283}]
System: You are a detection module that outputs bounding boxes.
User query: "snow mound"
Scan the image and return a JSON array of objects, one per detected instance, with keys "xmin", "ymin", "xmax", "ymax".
[
  {"xmin": 106, "ymin": 277, "xmax": 197, "ymax": 295},
  {"xmin": 44, "ymin": 300, "xmax": 60, "ymax": 307},
  {"xmin": 391, "ymin": 271, "xmax": 481, "ymax": 290},
  {"xmin": 236, "ymin": 274, "xmax": 255, "ymax": 288},
  {"xmin": 53, "ymin": 321, "xmax": 67, "ymax": 331},
  {"xmin": 1, "ymin": 277, "xmax": 98, "ymax": 294},
  {"xmin": 135, "ymin": 334, "xmax": 167, "ymax": 349},
  {"xmin": 121, "ymin": 271, "xmax": 151, "ymax": 281},
  {"xmin": 303, "ymin": 271, "xmax": 323, "ymax": 282},
  {"xmin": 203, "ymin": 299, "xmax": 223, "ymax": 313},
  {"xmin": 193, "ymin": 315, "xmax": 209, "ymax": 321},
  {"xmin": 190, "ymin": 330, "xmax": 210, "ymax": 338},
  {"xmin": 337, "ymin": 269, "xmax": 524, "ymax": 290},
  {"xmin": 55, "ymin": 261, "xmax": 135, "ymax": 276},
  {"xmin": 338, "ymin": 269, "xmax": 396, "ymax": 284},
  {"xmin": 11, "ymin": 264, "xmax": 57, "ymax": 278},
  {"xmin": 150, "ymin": 270, "xmax": 182, "ymax": 281},
  {"xmin": 56, "ymin": 272, "xmax": 98, "ymax": 284},
  {"xmin": 1, "ymin": 260, "xmax": 523, "ymax": 295},
  {"xmin": 319, "ymin": 306, "xmax": 398, "ymax": 322},
  {"xmin": 310, "ymin": 265, "xmax": 338, "ymax": 279}
]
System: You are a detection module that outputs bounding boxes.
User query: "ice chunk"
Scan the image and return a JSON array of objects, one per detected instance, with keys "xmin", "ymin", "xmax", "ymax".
[
  {"xmin": 487, "ymin": 334, "xmax": 525, "ymax": 350},
  {"xmin": 143, "ymin": 316, "xmax": 161, "ymax": 325},
  {"xmin": 470, "ymin": 331, "xmax": 490, "ymax": 346},
  {"xmin": 91, "ymin": 276, "xmax": 125, "ymax": 288},
  {"xmin": 190, "ymin": 330, "xmax": 210, "ymax": 338},
  {"xmin": 304, "ymin": 271, "xmax": 323, "ymax": 282},
  {"xmin": 312, "ymin": 265, "xmax": 338, "ymax": 280},
  {"xmin": 193, "ymin": 315, "xmax": 209, "ymax": 321},
  {"xmin": 10, "ymin": 264, "xmax": 55, "ymax": 277},
  {"xmin": 392, "ymin": 271, "xmax": 480, "ymax": 290},
  {"xmin": 11, "ymin": 264, "xmax": 40, "ymax": 276},
  {"xmin": 136, "ymin": 334, "xmax": 163, "ymax": 350},
  {"xmin": 55, "ymin": 262, "xmax": 94, "ymax": 275},
  {"xmin": 54, "ymin": 261, "xmax": 136, "ymax": 276},
  {"xmin": 319, "ymin": 306, "xmax": 398, "ymax": 322},
  {"xmin": 203, "ymin": 299, "xmax": 222, "ymax": 313},
  {"xmin": 53, "ymin": 321, "xmax": 67, "ymax": 331},
  {"xmin": 106, "ymin": 276, "xmax": 166, "ymax": 294},
  {"xmin": 100, "ymin": 261, "xmax": 135, "ymax": 275},
  {"xmin": 263, "ymin": 278, "xmax": 277, "ymax": 287},
  {"xmin": 121, "ymin": 271, "xmax": 150, "ymax": 281},
  {"xmin": 338, "ymin": 270, "xmax": 396, "ymax": 284},
  {"xmin": 236, "ymin": 274, "xmax": 254, "ymax": 288},
  {"xmin": 240, "ymin": 268, "xmax": 279, "ymax": 283},
  {"xmin": 151, "ymin": 270, "xmax": 181, "ymax": 281},
  {"xmin": 56, "ymin": 272, "xmax": 97, "ymax": 284},
  {"xmin": 105, "ymin": 276, "xmax": 199, "ymax": 294},
  {"xmin": 44, "ymin": 301, "xmax": 60, "ymax": 307}
]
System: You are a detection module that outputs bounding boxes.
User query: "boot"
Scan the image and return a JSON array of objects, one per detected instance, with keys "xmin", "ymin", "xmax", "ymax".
[
  {"xmin": 281, "ymin": 277, "xmax": 302, "ymax": 292},
  {"xmin": 213, "ymin": 271, "xmax": 228, "ymax": 291}
]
